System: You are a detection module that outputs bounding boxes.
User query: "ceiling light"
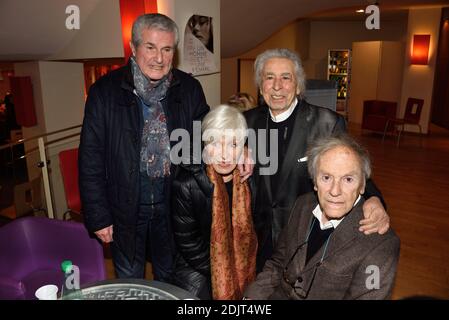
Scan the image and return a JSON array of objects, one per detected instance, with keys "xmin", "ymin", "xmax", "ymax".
[{"xmin": 356, "ymin": 9, "xmax": 364, "ymax": 13}]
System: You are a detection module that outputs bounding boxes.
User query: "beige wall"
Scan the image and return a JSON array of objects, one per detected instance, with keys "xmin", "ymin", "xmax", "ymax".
[
  {"xmin": 159, "ymin": 0, "xmax": 221, "ymax": 108},
  {"xmin": 377, "ymin": 41, "xmax": 405, "ymax": 103},
  {"xmin": 308, "ymin": 20, "xmax": 407, "ymax": 79},
  {"xmin": 239, "ymin": 59, "xmax": 258, "ymax": 102},
  {"xmin": 221, "ymin": 58, "xmax": 238, "ymax": 104},
  {"xmin": 348, "ymin": 41, "xmax": 405, "ymax": 124},
  {"xmin": 221, "ymin": 18, "xmax": 408, "ymax": 104},
  {"xmin": 221, "ymin": 20, "xmax": 310, "ymax": 103},
  {"xmin": 14, "ymin": 61, "xmax": 85, "ymax": 219},
  {"xmin": 51, "ymin": 0, "xmax": 124, "ymax": 60},
  {"xmin": 348, "ymin": 41, "xmax": 381, "ymax": 124},
  {"xmin": 399, "ymin": 8, "xmax": 442, "ymax": 134}
]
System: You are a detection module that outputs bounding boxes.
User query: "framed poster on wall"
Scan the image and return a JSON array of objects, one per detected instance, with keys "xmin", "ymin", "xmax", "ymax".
[{"xmin": 183, "ymin": 14, "xmax": 218, "ymax": 76}]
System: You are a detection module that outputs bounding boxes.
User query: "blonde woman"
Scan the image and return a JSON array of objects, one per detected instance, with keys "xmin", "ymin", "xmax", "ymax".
[{"xmin": 171, "ymin": 105, "xmax": 257, "ymax": 300}]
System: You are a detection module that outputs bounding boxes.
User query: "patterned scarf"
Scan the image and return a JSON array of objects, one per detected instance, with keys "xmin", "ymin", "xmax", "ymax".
[
  {"xmin": 207, "ymin": 166, "xmax": 258, "ymax": 300},
  {"xmin": 130, "ymin": 56, "xmax": 171, "ymax": 178}
]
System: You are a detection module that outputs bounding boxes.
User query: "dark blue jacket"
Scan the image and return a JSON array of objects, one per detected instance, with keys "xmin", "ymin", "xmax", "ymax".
[{"xmin": 79, "ymin": 62, "xmax": 209, "ymax": 261}]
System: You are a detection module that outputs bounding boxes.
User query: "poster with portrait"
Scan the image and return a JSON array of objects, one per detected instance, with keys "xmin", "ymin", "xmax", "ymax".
[{"xmin": 183, "ymin": 14, "xmax": 218, "ymax": 76}]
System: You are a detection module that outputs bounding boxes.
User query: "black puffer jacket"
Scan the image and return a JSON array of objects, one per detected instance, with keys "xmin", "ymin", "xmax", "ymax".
[{"xmin": 171, "ymin": 164, "xmax": 257, "ymax": 298}]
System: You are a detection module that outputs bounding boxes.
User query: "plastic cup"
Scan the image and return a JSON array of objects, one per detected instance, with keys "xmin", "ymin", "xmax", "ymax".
[{"xmin": 35, "ymin": 284, "xmax": 59, "ymax": 300}]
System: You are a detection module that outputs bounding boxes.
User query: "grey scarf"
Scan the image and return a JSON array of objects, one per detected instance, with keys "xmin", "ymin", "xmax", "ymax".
[{"xmin": 130, "ymin": 57, "xmax": 171, "ymax": 178}]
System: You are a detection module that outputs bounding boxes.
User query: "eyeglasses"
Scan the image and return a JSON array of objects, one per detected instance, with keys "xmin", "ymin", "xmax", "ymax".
[
  {"xmin": 282, "ymin": 240, "xmax": 319, "ymax": 299},
  {"xmin": 282, "ymin": 219, "xmax": 332, "ymax": 299}
]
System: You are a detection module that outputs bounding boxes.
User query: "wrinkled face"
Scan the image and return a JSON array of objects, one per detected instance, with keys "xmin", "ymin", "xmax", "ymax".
[
  {"xmin": 190, "ymin": 15, "xmax": 211, "ymax": 47},
  {"xmin": 204, "ymin": 134, "xmax": 244, "ymax": 177},
  {"xmin": 260, "ymin": 57, "xmax": 299, "ymax": 116},
  {"xmin": 130, "ymin": 28, "xmax": 175, "ymax": 82},
  {"xmin": 315, "ymin": 146, "xmax": 365, "ymax": 221}
]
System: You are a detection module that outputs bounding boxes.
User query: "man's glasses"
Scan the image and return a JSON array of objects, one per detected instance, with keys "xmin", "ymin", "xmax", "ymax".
[{"xmin": 282, "ymin": 220, "xmax": 332, "ymax": 299}]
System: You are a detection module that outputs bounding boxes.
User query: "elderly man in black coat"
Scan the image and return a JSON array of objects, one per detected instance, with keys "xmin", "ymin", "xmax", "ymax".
[{"xmin": 244, "ymin": 49, "xmax": 390, "ymax": 271}]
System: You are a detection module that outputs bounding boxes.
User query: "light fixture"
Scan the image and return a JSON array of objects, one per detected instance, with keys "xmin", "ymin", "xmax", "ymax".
[
  {"xmin": 411, "ymin": 34, "xmax": 431, "ymax": 65},
  {"xmin": 356, "ymin": 9, "xmax": 364, "ymax": 13}
]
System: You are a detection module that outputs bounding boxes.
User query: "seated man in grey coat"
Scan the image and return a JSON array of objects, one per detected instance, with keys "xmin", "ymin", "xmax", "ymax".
[{"xmin": 244, "ymin": 134, "xmax": 400, "ymax": 300}]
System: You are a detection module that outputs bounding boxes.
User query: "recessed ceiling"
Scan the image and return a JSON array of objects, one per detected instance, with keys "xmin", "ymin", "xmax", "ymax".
[
  {"xmin": 220, "ymin": 0, "xmax": 449, "ymax": 57},
  {"xmin": 0, "ymin": 0, "xmax": 447, "ymax": 61},
  {"xmin": 0, "ymin": 0, "xmax": 101, "ymax": 61}
]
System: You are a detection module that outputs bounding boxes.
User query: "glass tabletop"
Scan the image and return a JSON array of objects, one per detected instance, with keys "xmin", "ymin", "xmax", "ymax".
[{"xmin": 63, "ymin": 279, "xmax": 198, "ymax": 300}]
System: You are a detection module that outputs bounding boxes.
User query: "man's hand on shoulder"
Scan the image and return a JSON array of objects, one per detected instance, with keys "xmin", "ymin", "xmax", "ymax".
[{"xmin": 360, "ymin": 196, "xmax": 390, "ymax": 235}]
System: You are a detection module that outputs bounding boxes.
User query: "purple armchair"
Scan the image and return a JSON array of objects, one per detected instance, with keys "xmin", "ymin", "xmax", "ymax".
[{"xmin": 0, "ymin": 217, "xmax": 106, "ymax": 300}]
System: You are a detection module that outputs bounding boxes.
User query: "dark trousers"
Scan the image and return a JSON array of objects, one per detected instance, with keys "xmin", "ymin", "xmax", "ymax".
[
  {"xmin": 256, "ymin": 231, "xmax": 274, "ymax": 273},
  {"xmin": 111, "ymin": 202, "xmax": 174, "ymax": 282}
]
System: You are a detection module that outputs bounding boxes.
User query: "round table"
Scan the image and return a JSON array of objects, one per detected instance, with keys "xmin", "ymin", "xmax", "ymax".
[{"xmin": 64, "ymin": 279, "xmax": 198, "ymax": 300}]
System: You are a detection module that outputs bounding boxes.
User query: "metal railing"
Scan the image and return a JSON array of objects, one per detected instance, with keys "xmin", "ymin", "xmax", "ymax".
[{"xmin": 0, "ymin": 125, "xmax": 82, "ymax": 219}]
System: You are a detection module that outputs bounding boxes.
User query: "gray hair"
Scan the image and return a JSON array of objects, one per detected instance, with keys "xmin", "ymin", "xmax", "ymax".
[
  {"xmin": 202, "ymin": 105, "xmax": 248, "ymax": 145},
  {"xmin": 254, "ymin": 48, "xmax": 306, "ymax": 96},
  {"xmin": 306, "ymin": 134, "xmax": 372, "ymax": 183},
  {"xmin": 132, "ymin": 13, "xmax": 179, "ymax": 48}
]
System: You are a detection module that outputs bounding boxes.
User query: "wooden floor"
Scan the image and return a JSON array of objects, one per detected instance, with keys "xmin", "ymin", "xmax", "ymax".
[
  {"xmin": 105, "ymin": 123, "xmax": 449, "ymax": 299},
  {"xmin": 349, "ymin": 123, "xmax": 449, "ymax": 299}
]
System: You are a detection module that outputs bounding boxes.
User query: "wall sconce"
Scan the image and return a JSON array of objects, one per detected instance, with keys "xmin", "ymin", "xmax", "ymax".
[{"xmin": 411, "ymin": 34, "xmax": 431, "ymax": 65}]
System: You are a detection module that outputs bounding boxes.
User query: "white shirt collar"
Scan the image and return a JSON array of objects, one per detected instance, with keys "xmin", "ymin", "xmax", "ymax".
[
  {"xmin": 269, "ymin": 97, "xmax": 298, "ymax": 123},
  {"xmin": 312, "ymin": 195, "xmax": 362, "ymax": 230}
]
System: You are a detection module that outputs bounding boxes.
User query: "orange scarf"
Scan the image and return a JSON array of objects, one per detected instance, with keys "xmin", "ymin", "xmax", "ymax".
[{"xmin": 207, "ymin": 166, "xmax": 258, "ymax": 300}]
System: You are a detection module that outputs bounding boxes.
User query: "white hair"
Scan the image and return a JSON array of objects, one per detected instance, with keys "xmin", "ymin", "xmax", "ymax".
[
  {"xmin": 132, "ymin": 13, "xmax": 179, "ymax": 47},
  {"xmin": 306, "ymin": 133, "xmax": 372, "ymax": 183},
  {"xmin": 254, "ymin": 48, "xmax": 306, "ymax": 96},
  {"xmin": 201, "ymin": 105, "xmax": 248, "ymax": 145}
]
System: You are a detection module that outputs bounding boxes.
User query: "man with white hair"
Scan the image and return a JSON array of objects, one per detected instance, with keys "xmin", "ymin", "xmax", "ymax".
[
  {"xmin": 244, "ymin": 134, "xmax": 400, "ymax": 299},
  {"xmin": 245, "ymin": 48, "xmax": 390, "ymax": 271}
]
